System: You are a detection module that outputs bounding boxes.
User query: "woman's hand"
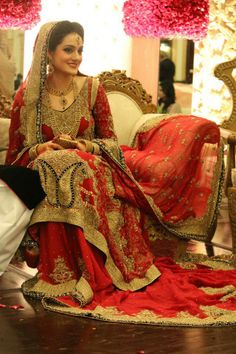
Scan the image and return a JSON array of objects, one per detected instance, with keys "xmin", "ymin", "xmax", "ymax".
[
  {"xmin": 57, "ymin": 134, "xmax": 72, "ymax": 140},
  {"xmin": 37, "ymin": 140, "xmax": 64, "ymax": 155},
  {"xmin": 76, "ymin": 141, "xmax": 87, "ymax": 152}
]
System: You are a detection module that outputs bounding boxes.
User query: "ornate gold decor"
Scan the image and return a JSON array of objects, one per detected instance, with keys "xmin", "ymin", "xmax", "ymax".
[
  {"xmin": 192, "ymin": 0, "xmax": 236, "ymax": 124},
  {"xmin": 0, "ymin": 94, "xmax": 11, "ymax": 118},
  {"xmin": 214, "ymin": 57, "xmax": 236, "ymax": 131},
  {"xmin": 97, "ymin": 70, "xmax": 157, "ymax": 114}
]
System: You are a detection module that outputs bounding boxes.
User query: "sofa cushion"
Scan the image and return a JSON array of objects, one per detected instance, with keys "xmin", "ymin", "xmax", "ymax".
[{"xmin": 107, "ymin": 91, "xmax": 143, "ymax": 146}]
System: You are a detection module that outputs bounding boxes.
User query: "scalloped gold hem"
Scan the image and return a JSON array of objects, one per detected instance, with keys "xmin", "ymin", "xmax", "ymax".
[{"xmin": 41, "ymin": 297, "xmax": 236, "ymax": 327}]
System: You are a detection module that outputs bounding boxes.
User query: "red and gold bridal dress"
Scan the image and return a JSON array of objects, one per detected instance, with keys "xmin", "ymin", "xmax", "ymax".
[{"xmin": 6, "ymin": 76, "xmax": 236, "ymax": 327}]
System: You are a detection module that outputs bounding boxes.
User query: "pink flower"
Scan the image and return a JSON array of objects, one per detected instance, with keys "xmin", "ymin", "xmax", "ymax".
[
  {"xmin": 0, "ymin": 0, "xmax": 41, "ymax": 29},
  {"xmin": 122, "ymin": 0, "xmax": 209, "ymax": 40}
]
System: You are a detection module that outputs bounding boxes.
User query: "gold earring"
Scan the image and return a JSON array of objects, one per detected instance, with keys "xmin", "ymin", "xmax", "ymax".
[{"xmin": 48, "ymin": 59, "xmax": 54, "ymax": 74}]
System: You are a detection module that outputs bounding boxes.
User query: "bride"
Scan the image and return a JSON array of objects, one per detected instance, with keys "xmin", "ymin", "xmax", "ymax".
[{"xmin": 6, "ymin": 20, "xmax": 236, "ymax": 326}]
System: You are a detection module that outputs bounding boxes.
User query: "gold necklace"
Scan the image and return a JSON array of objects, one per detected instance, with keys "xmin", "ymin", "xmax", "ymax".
[
  {"xmin": 42, "ymin": 79, "xmax": 81, "ymax": 137},
  {"xmin": 46, "ymin": 79, "xmax": 74, "ymax": 110}
]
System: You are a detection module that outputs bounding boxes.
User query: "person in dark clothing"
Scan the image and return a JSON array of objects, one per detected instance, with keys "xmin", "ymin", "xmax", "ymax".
[
  {"xmin": 158, "ymin": 80, "xmax": 175, "ymax": 112},
  {"xmin": 14, "ymin": 73, "xmax": 23, "ymax": 91},
  {"xmin": 159, "ymin": 52, "xmax": 175, "ymax": 82}
]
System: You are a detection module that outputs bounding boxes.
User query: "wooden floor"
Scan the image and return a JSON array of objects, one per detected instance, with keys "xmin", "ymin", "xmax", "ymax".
[{"xmin": 1, "ymin": 222, "xmax": 236, "ymax": 354}]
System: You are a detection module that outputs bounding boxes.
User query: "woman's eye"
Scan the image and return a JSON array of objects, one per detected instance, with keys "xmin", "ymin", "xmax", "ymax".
[
  {"xmin": 64, "ymin": 48, "xmax": 73, "ymax": 53},
  {"xmin": 78, "ymin": 49, "xmax": 83, "ymax": 55}
]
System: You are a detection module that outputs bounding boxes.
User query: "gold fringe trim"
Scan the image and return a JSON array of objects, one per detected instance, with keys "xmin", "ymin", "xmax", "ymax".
[
  {"xmin": 41, "ymin": 301, "xmax": 236, "ymax": 327},
  {"xmin": 177, "ymin": 253, "xmax": 236, "ymax": 270}
]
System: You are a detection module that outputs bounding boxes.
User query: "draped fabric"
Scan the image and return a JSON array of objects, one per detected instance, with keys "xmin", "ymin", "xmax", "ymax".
[
  {"xmin": 6, "ymin": 21, "xmax": 236, "ymax": 326},
  {"xmin": 122, "ymin": 114, "xmax": 223, "ymax": 239},
  {"xmin": 41, "ymin": 256, "xmax": 236, "ymax": 326}
]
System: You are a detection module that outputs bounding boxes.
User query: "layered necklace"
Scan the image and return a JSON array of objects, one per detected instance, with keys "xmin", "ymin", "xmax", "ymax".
[
  {"xmin": 42, "ymin": 77, "xmax": 81, "ymax": 137},
  {"xmin": 45, "ymin": 79, "xmax": 75, "ymax": 110}
]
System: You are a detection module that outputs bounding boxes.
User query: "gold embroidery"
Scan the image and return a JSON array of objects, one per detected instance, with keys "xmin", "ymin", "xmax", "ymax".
[
  {"xmin": 78, "ymin": 257, "xmax": 90, "ymax": 281},
  {"xmin": 50, "ymin": 256, "xmax": 74, "ymax": 283},
  {"xmin": 35, "ymin": 151, "xmax": 90, "ymax": 208},
  {"xmin": 41, "ymin": 79, "xmax": 92, "ymax": 139}
]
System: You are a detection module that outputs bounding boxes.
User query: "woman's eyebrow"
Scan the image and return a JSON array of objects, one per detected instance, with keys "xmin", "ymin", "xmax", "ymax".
[{"xmin": 63, "ymin": 44, "xmax": 83, "ymax": 49}]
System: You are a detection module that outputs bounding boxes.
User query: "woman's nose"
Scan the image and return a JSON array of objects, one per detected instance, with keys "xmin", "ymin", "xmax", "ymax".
[{"xmin": 72, "ymin": 52, "xmax": 81, "ymax": 60}]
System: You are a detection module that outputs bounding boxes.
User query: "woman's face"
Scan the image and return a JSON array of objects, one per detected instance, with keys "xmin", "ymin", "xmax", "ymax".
[{"xmin": 48, "ymin": 32, "xmax": 83, "ymax": 76}]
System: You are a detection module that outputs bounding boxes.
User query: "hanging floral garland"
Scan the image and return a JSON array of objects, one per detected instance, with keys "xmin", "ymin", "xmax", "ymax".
[
  {"xmin": 0, "ymin": 0, "xmax": 41, "ymax": 29},
  {"xmin": 122, "ymin": 0, "xmax": 209, "ymax": 40}
]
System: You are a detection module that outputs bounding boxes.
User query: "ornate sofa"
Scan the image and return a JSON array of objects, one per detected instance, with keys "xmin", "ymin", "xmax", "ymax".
[{"xmin": 0, "ymin": 64, "xmax": 236, "ymax": 255}]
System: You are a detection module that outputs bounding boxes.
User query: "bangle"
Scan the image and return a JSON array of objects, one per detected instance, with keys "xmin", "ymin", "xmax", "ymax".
[
  {"xmin": 78, "ymin": 139, "xmax": 94, "ymax": 153},
  {"xmin": 29, "ymin": 144, "xmax": 40, "ymax": 160},
  {"xmin": 92, "ymin": 143, "xmax": 100, "ymax": 155},
  {"xmin": 78, "ymin": 140, "xmax": 100, "ymax": 154}
]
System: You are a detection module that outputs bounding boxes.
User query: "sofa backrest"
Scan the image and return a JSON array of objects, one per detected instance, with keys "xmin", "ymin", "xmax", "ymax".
[
  {"xmin": 97, "ymin": 70, "xmax": 157, "ymax": 146},
  {"xmin": 106, "ymin": 91, "xmax": 143, "ymax": 146}
]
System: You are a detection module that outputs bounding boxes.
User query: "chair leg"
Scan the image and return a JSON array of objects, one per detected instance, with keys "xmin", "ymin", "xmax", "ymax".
[{"xmin": 204, "ymin": 218, "xmax": 218, "ymax": 257}]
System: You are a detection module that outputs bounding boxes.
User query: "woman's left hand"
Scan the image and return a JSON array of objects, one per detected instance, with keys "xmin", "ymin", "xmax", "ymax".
[
  {"xmin": 76, "ymin": 141, "xmax": 87, "ymax": 152},
  {"xmin": 57, "ymin": 134, "xmax": 72, "ymax": 140}
]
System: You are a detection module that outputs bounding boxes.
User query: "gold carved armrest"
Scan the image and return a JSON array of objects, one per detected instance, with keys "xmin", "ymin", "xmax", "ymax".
[
  {"xmin": 220, "ymin": 128, "xmax": 236, "ymax": 190},
  {"xmin": 220, "ymin": 130, "xmax": 236, "ymax": 253},
  {"xmin": 215, "ymin": 58, "xmax": 236, "ymax": 253}
]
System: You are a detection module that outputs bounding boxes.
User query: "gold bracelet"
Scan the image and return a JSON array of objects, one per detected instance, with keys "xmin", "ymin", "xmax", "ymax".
[
  {"xmin": 78, "ymin": 139, "xmax": 100, "ymax": 154},
  {"xmin": 29, "ymin": 144, "xmax": 40, "ymax": 160},
  {"xmin": 78, "ymin": 139, "xmax": 94, "ymax": 153},
  {"xmin": 92, "ymin": 143, "xmax": 100, "ymax": 155}
]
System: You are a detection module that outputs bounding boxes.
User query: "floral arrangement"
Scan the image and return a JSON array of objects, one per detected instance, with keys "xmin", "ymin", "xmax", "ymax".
[
  {"xmin": 0, "ymin": 0, "xmax": 41, "ymax": 29},
  {"xmin": 122, "ymin": 0, "xmax": 209, "ymax": 40}
]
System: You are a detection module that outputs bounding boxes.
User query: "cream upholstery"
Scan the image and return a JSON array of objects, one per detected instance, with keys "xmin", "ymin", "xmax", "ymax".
[
  {"xmin": 107, "ymin": 92, "xmax": 143, "ymax": 146},
  {"xmin": 107, "ymin": 92, "xmax": 159, "ymax": 146},
  {"xmin": 97, "ymin": 70, "xmax": 158, "ymax": 147}
]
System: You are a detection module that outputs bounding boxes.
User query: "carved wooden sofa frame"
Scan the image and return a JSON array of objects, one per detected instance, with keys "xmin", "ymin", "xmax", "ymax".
[{"xmin": 215, "ymin": 57, "xmax": 236, "ymax": 253}]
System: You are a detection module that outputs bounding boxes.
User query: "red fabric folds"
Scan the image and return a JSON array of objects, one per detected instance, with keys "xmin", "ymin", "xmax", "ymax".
[
  {"xmin": 57, "ymin": 257, "xmax": 236, "ymax": 319},
  {"xmin": 123, "ymin": 115, "xmax": 221, "ymax": 223}
]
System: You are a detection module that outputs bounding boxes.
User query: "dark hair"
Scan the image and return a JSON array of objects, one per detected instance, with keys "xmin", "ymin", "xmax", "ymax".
[
  {"xmin": 48, "ymin": 21, "xmax": 84, "ymax": 52},
  {"xmin": 159, "ymin": 58, "xmax": 175, "ymax": 82},
  {"xmin": 158, "ymin": 80, "xmax": 176, "ymax": 113}
]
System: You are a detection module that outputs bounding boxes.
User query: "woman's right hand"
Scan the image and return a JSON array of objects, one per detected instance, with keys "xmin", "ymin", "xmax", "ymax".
[{"xmin": 37, "ymin": 141, "xmax": 64, "ymax": 155}]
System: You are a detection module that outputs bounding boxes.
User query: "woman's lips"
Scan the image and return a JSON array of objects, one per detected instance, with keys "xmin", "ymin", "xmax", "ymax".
[{"xmin": 68, "ymin": 63, "xmax": 78, "ymax": 68}]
